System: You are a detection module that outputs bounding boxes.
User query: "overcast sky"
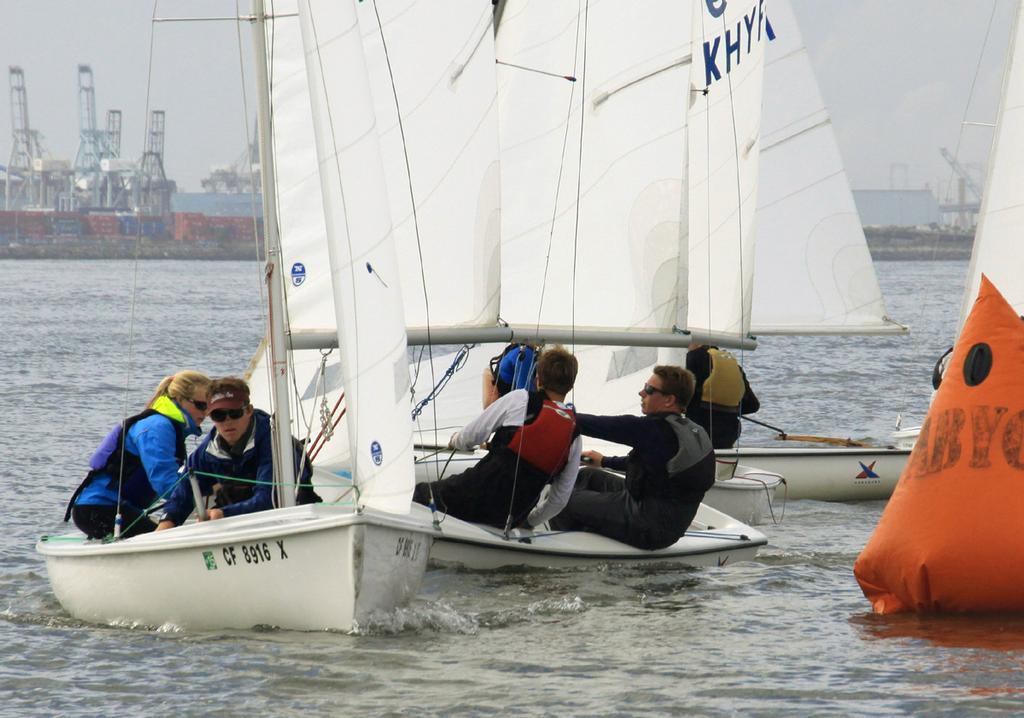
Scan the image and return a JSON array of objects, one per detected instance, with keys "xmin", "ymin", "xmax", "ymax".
[{"xmin": 0, "ymin": 0, "xmax": 1016, "ymax": 196}]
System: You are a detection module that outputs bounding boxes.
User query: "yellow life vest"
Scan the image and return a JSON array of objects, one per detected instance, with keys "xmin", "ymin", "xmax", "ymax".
[{"xmin": 700, "ymin": 348, "xmax": 745, "ymax": 409}]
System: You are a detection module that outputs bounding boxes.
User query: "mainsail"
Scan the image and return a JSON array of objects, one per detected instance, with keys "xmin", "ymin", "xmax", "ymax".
[{"xmin": 496, "ymin": 1, "xmax": 692, "ymax": 340}]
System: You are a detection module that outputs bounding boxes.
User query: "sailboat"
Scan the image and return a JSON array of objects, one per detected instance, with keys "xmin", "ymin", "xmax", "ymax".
[
  {"xmin": 400, "ymin": 0, "xmax": 784, "ymax": 527},
  {"xmin": 494, "ymin": 0, "xmax": 784, "ymax": 527},
  {"xmin": 246, "ymin": 0, "xmax": 768, "ymax": 566},
  {"xmin": 35, "ymin": 0, "xmax": 434, "ymax": 632},
  {"xmin": 890, "ymin": 0, "xmax": 1024, "ymax": 454},
  {"xmin": 697, "ymin": 0, "xmax": 911, "ymax": 502}
]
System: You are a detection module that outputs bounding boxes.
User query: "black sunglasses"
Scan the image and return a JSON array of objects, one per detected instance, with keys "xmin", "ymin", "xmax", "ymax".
[
  {"xmin": 210, "ymin": 407, "xmax": 246, "ymax": 422},
  {"xmin": 642, "ymin": 383, "xmax": 671, "ymax": 396},
  {"xmin": 190, "ymin": 399, "xmax": 208, "ymax": 411}
]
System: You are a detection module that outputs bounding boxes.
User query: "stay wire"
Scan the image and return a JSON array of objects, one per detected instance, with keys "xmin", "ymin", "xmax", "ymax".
[
  {"xmin": 891, "ymin": 0, "xmax": 998, "ymax": 429},
  {"xmin": 569, "ymin": 0, "xmax": 589, "ymax": 357},
  {"xmin": 370, "ymin": 1, "xmax": 443, "ymax": 471},
  {"xmin": 532, "ymin": 0, "xmax": 585, "ymax": 342},
  {"xmin": 942, "ymin": 0, "xmax": 999, "ymax": 208},
  {"xmin": 112, "ymin": 0, "xmax": 162, "ymax": 539},
  {"xmin": 506, "ymin": 0, "xmax": 587, "ymax": 536}
]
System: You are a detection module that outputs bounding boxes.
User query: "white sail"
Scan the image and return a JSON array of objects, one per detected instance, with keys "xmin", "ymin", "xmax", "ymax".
[
  {"xmin": 495, "ymin": 1, "xmax": 691, "ymax": 337},
  {"xmin": 959, "ymin": 0, "xmax": 1024, "ymax": 328},
  {"xmin": 358, "ymin": 1, "xmax": 502, "ymax": 331},
  {"xmin": 267, "ymin": 2, "xmax": 335, "ymax": 336},
  {"xmin": 298, "ymin": 0, "xmax": 414, "ymax": 513},
  {"xmin": 246, "ymin": 2, "xmax": 355, "ymax": 484},
  {"xmin": 685, "ymin": 0, "xmax": 769, "ymax": 343},
  {"xmin": 751, "ymin": 0, "xmax": 903, "ymax": 336}
]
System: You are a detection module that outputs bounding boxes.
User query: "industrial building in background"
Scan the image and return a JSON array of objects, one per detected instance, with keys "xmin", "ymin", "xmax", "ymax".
[
  {"xmin": 0, "ymin": 61, "xmax": 979, "ymax": 261},
  {"xmin": 0, "ymin": 65, "xmax": 262, "ymax": 259}
]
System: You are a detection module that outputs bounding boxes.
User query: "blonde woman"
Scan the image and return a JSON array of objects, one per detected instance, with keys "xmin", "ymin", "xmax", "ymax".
[{"xmin": 64, "ymin": 371, "xmax": 211, "ymax": 539}]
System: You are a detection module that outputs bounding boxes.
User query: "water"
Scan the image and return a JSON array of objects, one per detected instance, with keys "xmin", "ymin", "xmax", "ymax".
[{"xmin": 6, "ymin": 258, "xmax": 1024, "ymax": 717}]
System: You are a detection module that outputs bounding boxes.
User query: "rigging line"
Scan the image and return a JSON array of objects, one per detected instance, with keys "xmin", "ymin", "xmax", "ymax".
[
  {"xmin": 891, "ymin": 0, "xmax": 998, "ymax": 428},
  {"xmin": 722, "ymin": 9, "xmax": 750, "ymax": 367},
  {"xmin": 510, "ymin": 1, "xmax": 587, "ymax": 535},
  {"xmin": 371, "ymin": 0, "xmax": 441, "ymax": 451},
  {"xmin": 305, "ymin": 10, "xmax": 367, "ymax": 485},
  {"xmin": 532, "ymin": 0, "xmax": 586, "ymax": 343},
  {"xmin": 239, "ymin": 0, "xmax": 269, "ymax": 318},
  {"xmin": 113, "ymin": 0, "xmax": 162, "ymax": 539},
  {"xmin": 942, "ymin": 0, "xmax": 999, "ymax": 207},
  {"xmin": 568, "ymin": 0, "xmax": 590, "ymax": 356},
  {"xmin": 262, "ymin": 0, "xmax": 310, "ymax": 436},
  {"xmin": 699, "ymin": 8, "xmax": 714, "ymax": 345}
]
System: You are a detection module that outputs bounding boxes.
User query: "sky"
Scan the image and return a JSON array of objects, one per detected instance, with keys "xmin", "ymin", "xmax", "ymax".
[{"xmin": 0, "ymin": 0, "xmax": 1017, "ymax": 196}]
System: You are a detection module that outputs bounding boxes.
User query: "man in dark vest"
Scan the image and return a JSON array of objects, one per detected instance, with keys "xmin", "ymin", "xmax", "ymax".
[
  {"xmin": 156, "ymin": 377, "xmax": 318, "ymax": 530},
  {"xmin": 550, "ymin": 365, "xmax": 715, "ymax": 550},
  {"xmin": 414, "ymin": 345, "xmax": 581, "ymax": 530},
  {"xmin": 685, "ymin": 344, "xmax": 759, "ymax": 449}
]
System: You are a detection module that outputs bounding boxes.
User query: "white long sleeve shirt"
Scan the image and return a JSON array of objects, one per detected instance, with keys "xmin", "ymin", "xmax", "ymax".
[{"xmin": 453, "ymin": 389, "xmax": 582, "ymax": 528}]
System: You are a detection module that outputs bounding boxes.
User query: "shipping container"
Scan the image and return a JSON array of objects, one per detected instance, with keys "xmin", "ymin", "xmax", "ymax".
[
  {"xmin": 52, "ymin": 217, "xmax": 82, "ymax": 237},
  {"xmin": 82, "ymin": 214, "xmax": 122, "ymax": 236}
]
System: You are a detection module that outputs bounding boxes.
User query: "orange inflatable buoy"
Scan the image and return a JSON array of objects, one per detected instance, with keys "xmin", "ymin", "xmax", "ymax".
[{"xmin": 854, "ymin": 274, "xmax": 1024, "ymax": 614}]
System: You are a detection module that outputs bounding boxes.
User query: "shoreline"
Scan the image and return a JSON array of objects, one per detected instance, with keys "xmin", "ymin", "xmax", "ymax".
[
  {"xmin": 864, "ymin": 226, "xmax": 973, "ymax": 261},
  {"xmin": 0, "ymin": 240, "xmax": 263, "ymax": 261},
  {"xmin": 0, "ymin": 226, "xmax": 974, "ymax": 262}
]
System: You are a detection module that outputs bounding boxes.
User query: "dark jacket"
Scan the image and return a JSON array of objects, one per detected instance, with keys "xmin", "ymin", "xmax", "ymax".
[{"xmin": 161, "ymin": 409, "xmax": 313, "ymax": 525}]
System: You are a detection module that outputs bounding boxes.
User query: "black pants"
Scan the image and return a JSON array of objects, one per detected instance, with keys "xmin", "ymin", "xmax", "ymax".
[
  {"xmin": 413, "ymin": 451, "xmax": 547, "ymax": 528},
  {"xmin": 71, "ymin": 504, "xmax": 157, "ymax": 540},
  {"xmin": 549, "ymin": 468, "xmax": 696, "ymax": 550}
]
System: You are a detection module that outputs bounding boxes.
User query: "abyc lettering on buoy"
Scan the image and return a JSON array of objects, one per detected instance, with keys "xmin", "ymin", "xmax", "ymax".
[
  {"xmin": 702, "ymin": 0, "xmax": 775, "ymax": 87},
  {"xmin": 910, "ymin": 406, "xmax": 1024, "ymax": 476}
]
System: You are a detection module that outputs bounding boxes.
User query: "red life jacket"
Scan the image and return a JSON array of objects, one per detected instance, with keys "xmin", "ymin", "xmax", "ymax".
[{"xmin": 506, "ymin": 396, "xmax": 577, "ymax": 476}]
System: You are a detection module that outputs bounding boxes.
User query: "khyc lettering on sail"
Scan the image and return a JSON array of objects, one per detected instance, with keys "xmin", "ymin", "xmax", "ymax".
[
  {"xmin": 700, "ymin": 0, "xmax": 776, "ymax": 87},
  {"xmin": 854, "ymin": 275, "xmax": 1024, "ymax": 614}
]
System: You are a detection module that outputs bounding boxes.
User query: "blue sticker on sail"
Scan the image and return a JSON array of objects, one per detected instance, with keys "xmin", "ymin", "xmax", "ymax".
[
  {"xmin": 291, "ymin": 262, "xmax": 306, "ymax": 287},
  {"xmin": 370, "ymin": 440, "xmax": 383, "ymax": 466}
]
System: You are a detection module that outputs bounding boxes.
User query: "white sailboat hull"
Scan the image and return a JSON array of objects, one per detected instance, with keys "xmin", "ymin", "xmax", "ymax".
[
  {"xmin": 716, "ymin": 446, "xmax": 910, "ymax": 501},
  {"xmin": 37, "ymin": 504, "xmax": 431, "ymax": 632},
  {"xmin": 705, "ymin": 463, "xmax": 784, "ymax": 525},
  {"xmin": 417, "ymin": 448, "xmax": 783, "ymax": 526},
  {"xmin": 413, "ymin": 503, "xmax": 765, "ymax": 570}
]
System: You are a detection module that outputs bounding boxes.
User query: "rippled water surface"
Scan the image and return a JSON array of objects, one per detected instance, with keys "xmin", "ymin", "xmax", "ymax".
[{"xmin": 5, "ymin": 258, "xmax": 1024, "ymax": 717}]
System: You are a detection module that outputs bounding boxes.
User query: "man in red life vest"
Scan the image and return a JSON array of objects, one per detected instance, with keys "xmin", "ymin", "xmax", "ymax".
[{"xmin": 413, "ymin": 346, "xmax": 581, "ymax": 529}]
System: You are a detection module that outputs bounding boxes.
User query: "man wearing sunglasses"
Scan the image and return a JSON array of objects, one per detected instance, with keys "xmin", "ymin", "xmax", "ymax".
[
  {"xmin": 549, "ymin": 365, "xmax": 715, "ymax": 550},
  {"xmin": 156, "ymin": 377, "xmax": 316, "ymax": 530}
]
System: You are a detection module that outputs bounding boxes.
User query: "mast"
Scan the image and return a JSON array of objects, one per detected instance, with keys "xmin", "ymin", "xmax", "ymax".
[{"xmin": 251, "ymin": 0, "xmax": 297, "ymax": 507}]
